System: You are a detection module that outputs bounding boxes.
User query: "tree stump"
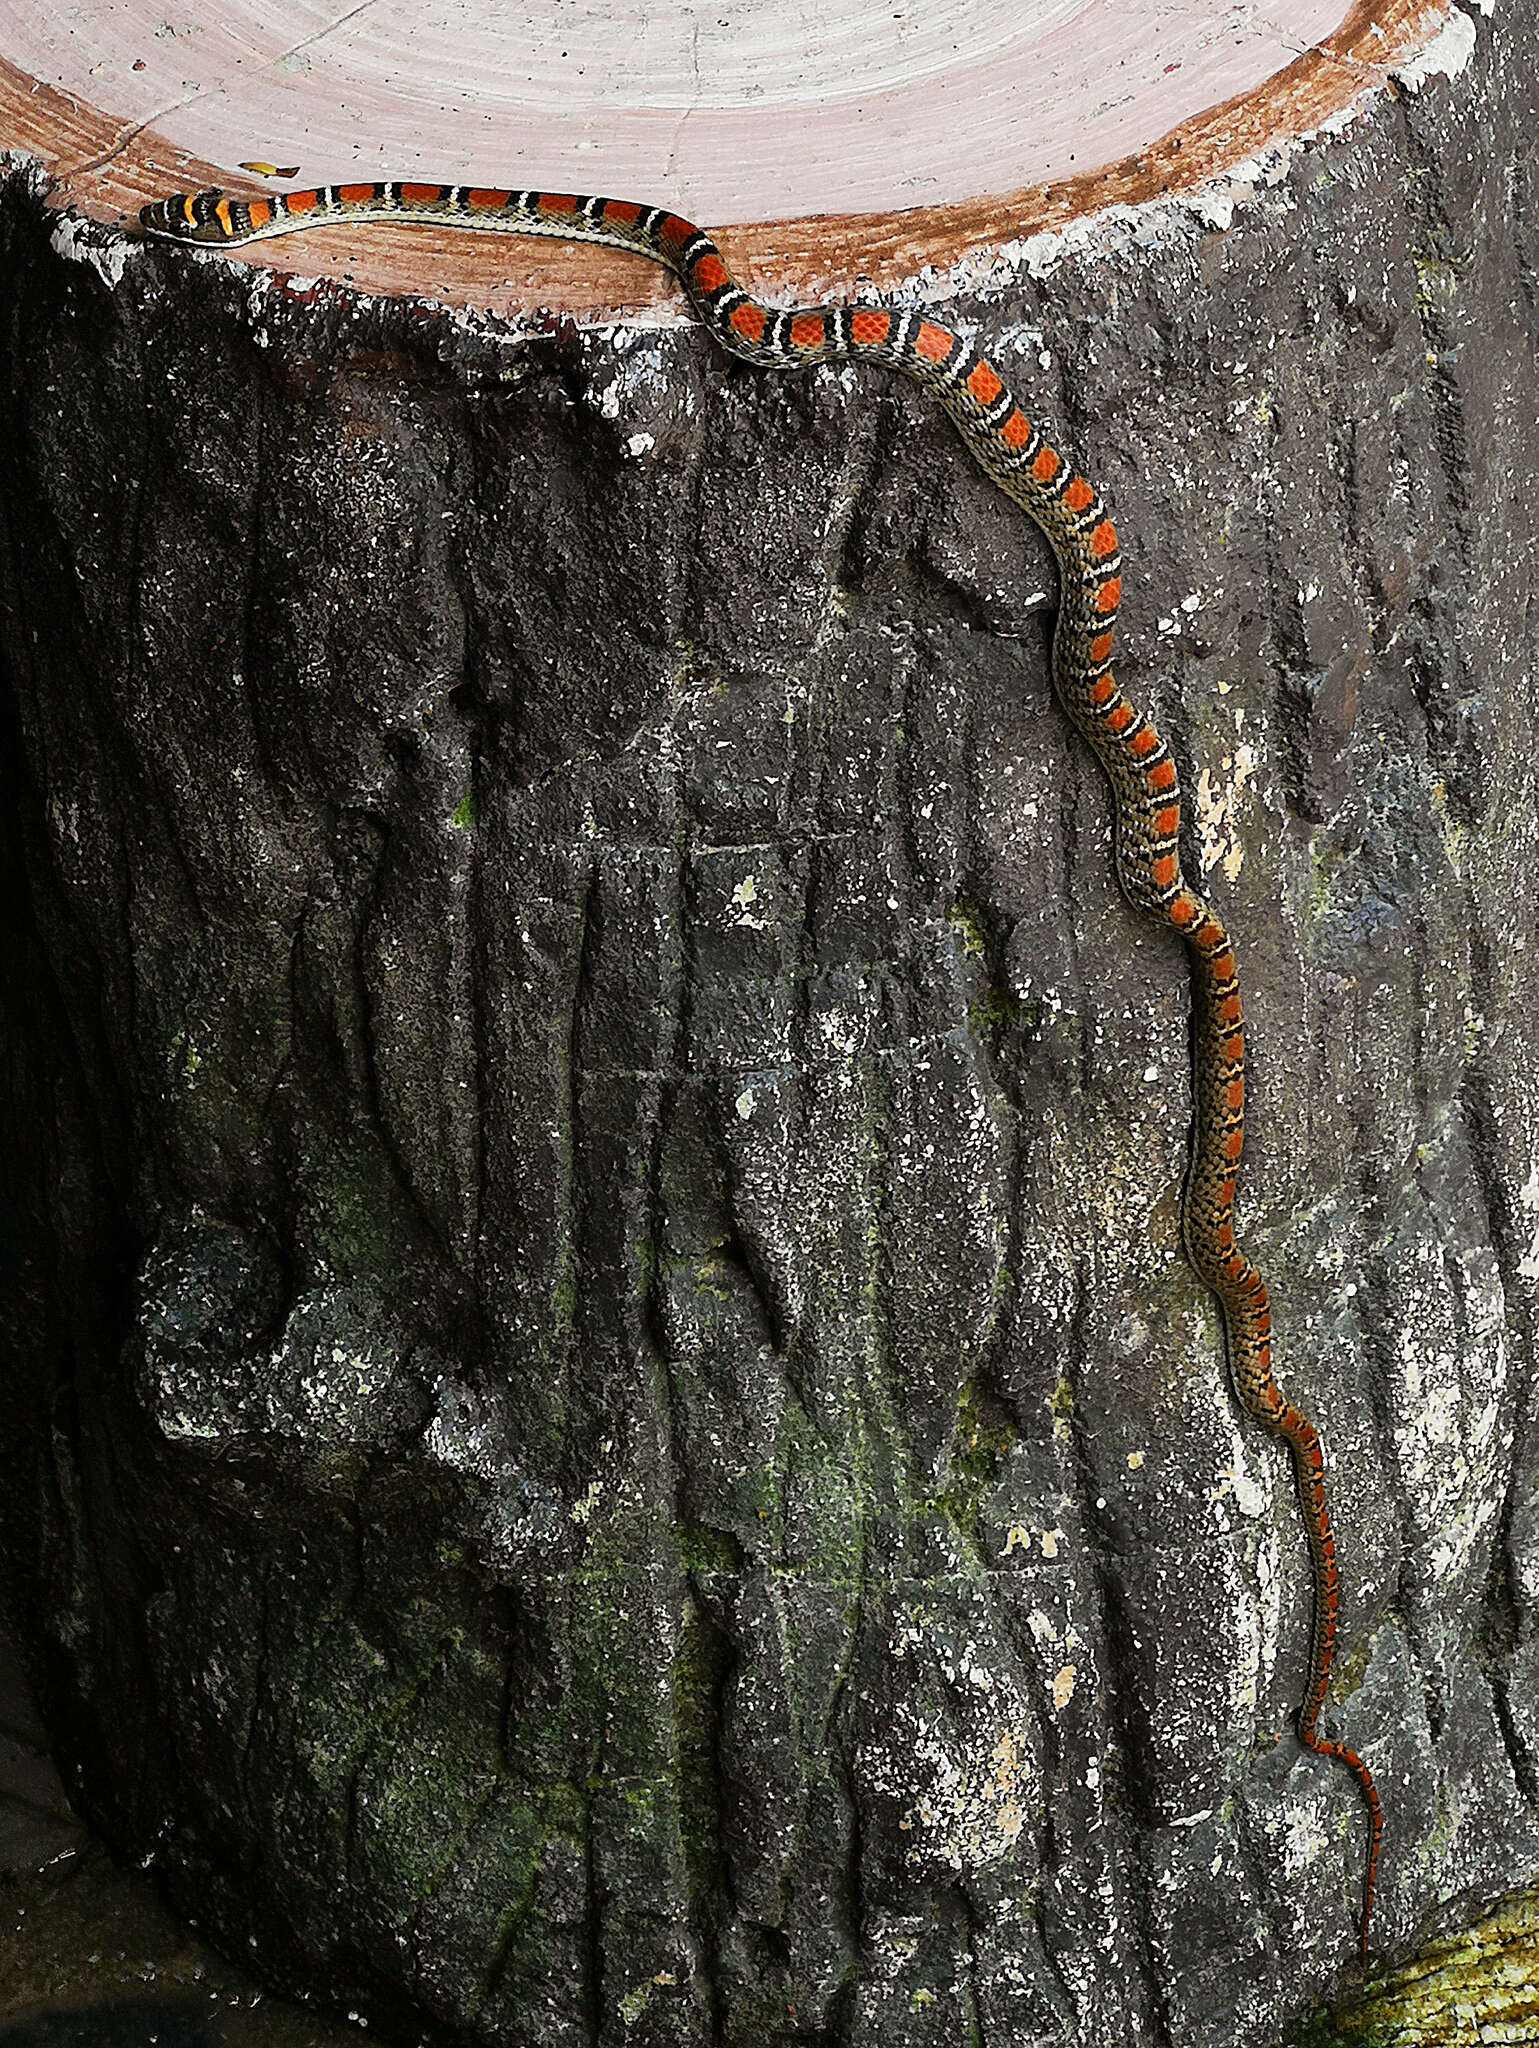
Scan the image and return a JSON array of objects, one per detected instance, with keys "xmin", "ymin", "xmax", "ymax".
[{"xmin": 3, "ymin": 4, "xmax": 1538, "ymax": 2046}]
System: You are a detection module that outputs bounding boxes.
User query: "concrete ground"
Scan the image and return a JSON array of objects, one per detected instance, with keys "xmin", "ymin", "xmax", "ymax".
[{"xmin": 0, "ymin": 1632, "xmax": 365, "ymax": 2047}]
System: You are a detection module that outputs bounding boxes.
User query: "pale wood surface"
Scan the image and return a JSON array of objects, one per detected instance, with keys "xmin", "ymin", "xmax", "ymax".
[{"xmin": 1, "ymin": 0, "xmax": 1451, "ymax": 312}]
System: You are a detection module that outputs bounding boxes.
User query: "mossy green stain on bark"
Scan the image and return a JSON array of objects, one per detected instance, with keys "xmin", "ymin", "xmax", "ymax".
[
  {"xmin": 169, "ymin": 1027, "xmax": 203, "ymax": 1081},
  {"xmin": 969, "ymin": 990, "xmax": 1042, "ymax": 1036},
  {"xmin": 931, "ymin": 1370, "xmax": 1018, "ymax": 1550},
  {"xmin": 1287, "ymin": 1883, "xmax": 1539, "ymax": 2045},
  {"xmin": 472, "ymin": 1828, "xmax": 546, "ymax": 2015},
  {"xmin": 772, "ymin": 1400, "xmax": 871, "ymax": 1589},
  {"xmin": 260, "ymin": 1600, "xmax": 466, "ymax": 1895},
  {"xmin": 947, "ymin": 898, "xmax": 989, "ymax": 960},
  {"xmin": 673, "ymin": 1521, "xmax": 743, "ymax": 1577},
  {"xmin": 1308, "ymin": 837, "xmax": 1339, "ymax": 928},
  {"xmin": 564, "ymin": 1506, "xmax": 690, "ymax": 1776},
  {"xmin": 1048, "ymin": 1371, "xmax": 1075, "ymax": 1444},
  {"xmin": 670, "ymin": 1588, "xmax": 734, "ymax": 1984},
  {"xmin": 551, "ymin": 1258, "xmax": 579, "ymax": 1331},
  {"xmin": 947, "ymin": 894, "xmax": 1039, "ymax": 1034},
  {"xmin": 304, "ymin": 1135, "xmax": 412, "ymax": 1278},
  {"xmin": 346, "ymin": 1629, "xmax": 509, "ymax": 1905}
]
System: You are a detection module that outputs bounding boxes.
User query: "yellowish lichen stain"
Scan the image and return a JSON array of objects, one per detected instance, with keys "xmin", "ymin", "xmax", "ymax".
[
  {"xmin": 1296, "ymin": 1885, "xmax": 1539, "ymax": 2045},
  {"xmin": 1195, "ymin": 742, "xmax": 1260, "ymax": 883}
]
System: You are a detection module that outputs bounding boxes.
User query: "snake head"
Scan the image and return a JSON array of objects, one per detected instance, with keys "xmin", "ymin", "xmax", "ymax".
[{"xmin": 139, "ymin": 191, "xmax": 232, "ymax": 242}]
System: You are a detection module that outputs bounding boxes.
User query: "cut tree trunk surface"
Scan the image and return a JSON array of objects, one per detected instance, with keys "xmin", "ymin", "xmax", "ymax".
[
  {"xmin": 3, "ymin": 5, "xmax": 1539, "ymax": 2048},
  {"xmin": 3, "ymin": 0, "xmax": 1454, "ymax": 305}
]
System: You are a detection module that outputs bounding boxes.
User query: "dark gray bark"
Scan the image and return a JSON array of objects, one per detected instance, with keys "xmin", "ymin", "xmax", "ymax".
[{"xmin": 3, "ymin": 11, "xmax": 1539, "ymax": 2046}]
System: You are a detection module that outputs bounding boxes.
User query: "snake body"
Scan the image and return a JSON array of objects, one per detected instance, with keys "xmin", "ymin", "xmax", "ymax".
[{"xmin": 140, "ymin": 179, "xmax": 1383, "ymax": 1954}]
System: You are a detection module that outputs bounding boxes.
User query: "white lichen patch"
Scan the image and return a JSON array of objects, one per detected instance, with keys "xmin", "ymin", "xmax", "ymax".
[
  {"xmin": 141, "ymin": 1283, "xmax": 422, "ymax": 1454},
  {"xmin": 727, "ymin": 873, "xmax": 770, "ymax": 930},
  {"xmin": 862, "ymin": 1620, "xmax": 1040, "ymax": 1874},
  {"xmin": 1517, "ymin": 1161, "xmax": 1539, "ymax": 1281},
  {"xmin": 1249, "ymin": 1752, "xmax": 1341, "ymax": 1947},
  {"xmin": 1208, "ymin": 1443, "xmax": 1271, "ymax": 1527},
  {"xmin": 424, "ymin": 1377, "xmax": 571, "ymax": 1566},
  {"xmin": 813, "ymin": 1000, "xmax": 863, "ymax": 1061},
  {"xmin": 1387, "ymin": 1225, "xmax": 1509, "ymax": 1591},
  {"xmin": 422, "ymin": 1373, "xmax": 514, "ymax": 1483},
  {"xmin": 48, "ymin": 212, "xmax": 136, "ymax": 290},
  {"xmin": 618, "ymin": 1971, "xmax": 678, "ymax": 2026},
  {"xmin": 1157, "ymin": 591, "xmax": 1206, "ymax": 638},
  {"xmin": 584, "ymin": 331, "xmax": 680, "ymax": 441},
  {"xmin": 1194, "ymin": 743, "xmax": 1260, "ymax": 883},
  {"xmin": 883, "ymin": 1712, "xmax": 1036, "ymax": 1873}
]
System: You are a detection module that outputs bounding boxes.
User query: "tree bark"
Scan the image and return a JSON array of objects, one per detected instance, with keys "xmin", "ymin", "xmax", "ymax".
[{"xmin": 4, "ymin": 8, "xmax": 1539, "ymax": 2048}]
